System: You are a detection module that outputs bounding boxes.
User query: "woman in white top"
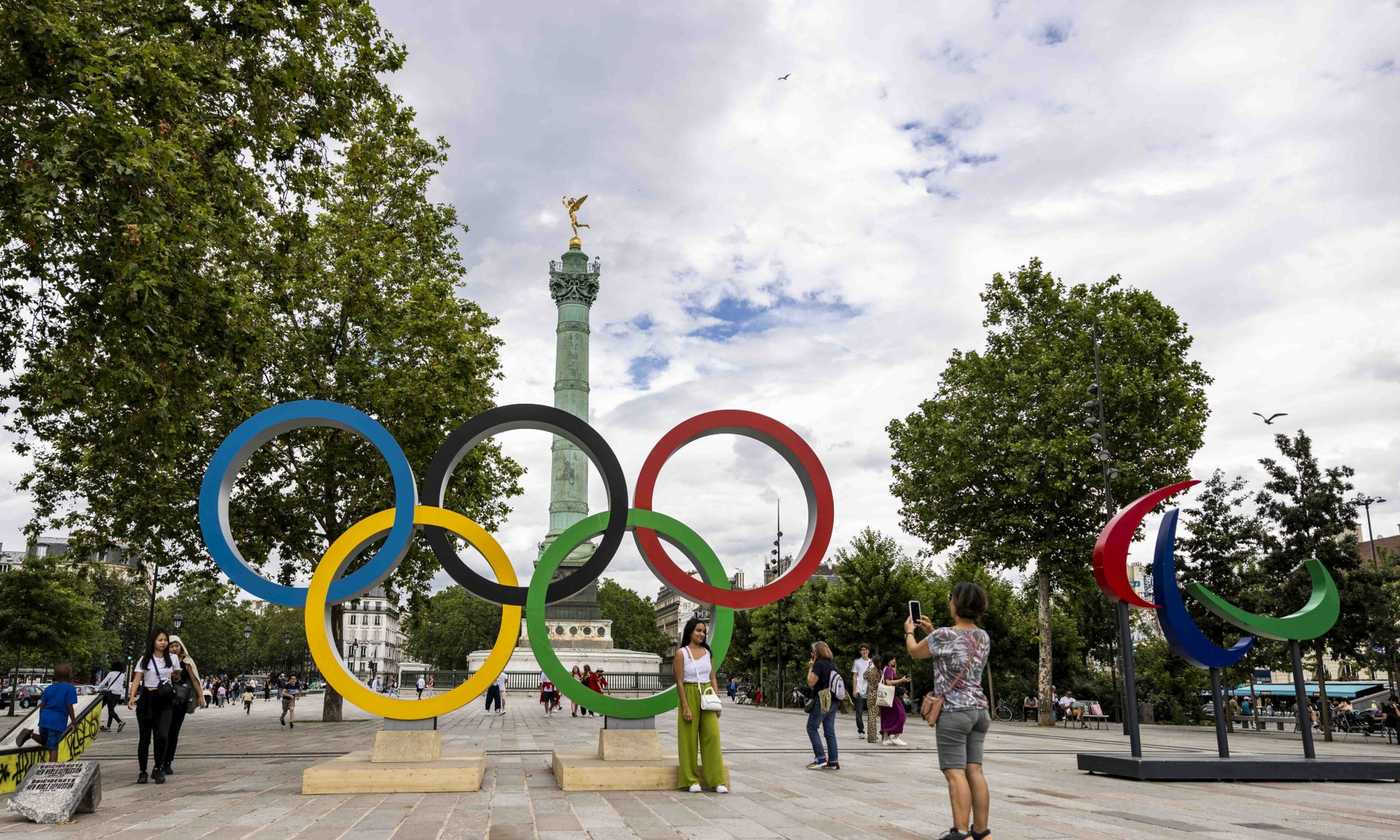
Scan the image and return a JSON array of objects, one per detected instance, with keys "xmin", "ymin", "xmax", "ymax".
[
  {"xmin": 672, "ymin": 616, "xmax": 728, "ymax": 794},
  {"xmin": 126, "ymin": 627, "xmax": 182, "ymax": 785}
]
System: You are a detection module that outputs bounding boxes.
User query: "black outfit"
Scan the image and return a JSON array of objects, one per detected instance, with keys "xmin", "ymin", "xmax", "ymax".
[
  {"xmin": 135, "ymin": 655, "xmax": 176, "ymax": 778},
  {"xmin": 103, "ymin": 690, "xmax": 124, "ymax": 728},
  {"xmin": 808, "ymin": 660, "xmax": 836, "ymax": 701},
  {"xmin": 164, "ymin": 670, "xmax": 194, "ymax": 773}
]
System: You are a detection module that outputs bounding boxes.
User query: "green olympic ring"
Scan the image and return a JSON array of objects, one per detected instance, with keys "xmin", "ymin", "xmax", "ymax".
[
  {"xmin": 528, "ymin": 508, "xmax": 735, "ymax": 719},
  {"xmin": 1186, "ymin": 557, "xmax": 1340, "ymax": 642}
]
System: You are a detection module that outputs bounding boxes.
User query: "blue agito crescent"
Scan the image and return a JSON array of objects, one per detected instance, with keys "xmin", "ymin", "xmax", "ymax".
[{"xmin": 1151, "ymin": 508, "xmax": 1254, "ymax": 668}]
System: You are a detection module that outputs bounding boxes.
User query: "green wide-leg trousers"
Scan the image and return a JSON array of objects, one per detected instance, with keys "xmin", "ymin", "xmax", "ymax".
[{"xmin": 677, "ymin": 683, "xmax": 726, "ymax": 789}]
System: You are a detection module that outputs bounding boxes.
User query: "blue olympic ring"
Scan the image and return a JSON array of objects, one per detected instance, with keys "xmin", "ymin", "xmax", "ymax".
[{"xmin": 198, "ymin": 400, "xmax": 418, "ymax": 607}]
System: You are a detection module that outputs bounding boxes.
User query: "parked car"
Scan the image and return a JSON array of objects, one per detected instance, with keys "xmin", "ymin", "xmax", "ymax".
[
  {"xmin": 74, "ymin": 684, "xmax": 98, "ymax": 696},
  {"xmin": 6, "ymin": 684, "xmax": 47, "ymax": 708}
]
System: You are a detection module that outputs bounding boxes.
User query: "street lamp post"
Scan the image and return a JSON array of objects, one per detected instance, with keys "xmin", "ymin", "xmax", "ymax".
[
  {"xmin": 1087, "ymin": 334, "xmax": 1142, "ymax": 758},
  {"xmin": 769, "ymin": 499, "xmax": 785, "ymax": 708},
  {"xmin": 173, "ymin": 612, "xmax": 184, "ymax": 632},
  {"xmin": 242, "ymin": 624, "xmax": 253, "ymax": 678},
  {"xmin": 1354, "ymin": 494, "xmax": 1387, "ymax": 565}
]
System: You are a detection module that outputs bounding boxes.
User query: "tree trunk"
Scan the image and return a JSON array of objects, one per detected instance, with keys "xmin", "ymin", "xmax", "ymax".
[
  {"xmin": 1314, "ymin": 640, "xmax": 1332, "ymax": 742},
  {"xmin": 321, "ymin": 602, "xmax": 344, "ymax": 722},
  {"xmin": 1037, "ymin": 568, "xmax": 1054, "ymax": 726}
]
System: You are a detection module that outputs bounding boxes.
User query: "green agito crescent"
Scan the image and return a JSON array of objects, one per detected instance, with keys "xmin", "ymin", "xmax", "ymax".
[{"xmin": 1185, "ymin": 558, "xmax": 1340, "ymax": 642}]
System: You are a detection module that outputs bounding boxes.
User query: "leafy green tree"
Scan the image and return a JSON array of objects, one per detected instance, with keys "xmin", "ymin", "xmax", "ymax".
[
  {"xmin": 1177, "ymin": 470, "xmax": 1271, "ymax": 695},
  {"xmin": 0, "ymin": 560, "xmax": 107, "ymax": 714},
  {"xmin": 818, "ymin": 528, "xmax": 935, "ymax": 677},
  {"xmin": 598, "ymin": 579, "xmax": 669, "ymax": 657},
  {"xmin": 747, "ymin": 578, "xmax": 829, "ymax": 707},
  {"xmin": 1134, "ymin": 636, "xmax": 1209, "ymax": 724},
  {"xmin": 402, "ymin": 589, "xmax": 504, "ymax": 672},
  {"xmin": 154, "ymin": 576, "xmax": 259, "ymax": 676},
  {"xmin": 70, "ymin": 563, "xmax": 152, "ymax": 666},
  {"xmin": 888, "ymin": 259, "xmax": 1211, "ymax": 724},
  {"xmin": 1, "ymin": 2, "xmax": 521, "ymax": 721},
  {"xmin": 1255, "ymin": 430, "xmax": 1359, "ymax": 741}
]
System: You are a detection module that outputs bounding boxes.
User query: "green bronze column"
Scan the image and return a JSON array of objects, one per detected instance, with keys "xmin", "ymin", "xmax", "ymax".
[{"xmin": 539, "ymin": 236, "xmax": 606, "ymax": 632}]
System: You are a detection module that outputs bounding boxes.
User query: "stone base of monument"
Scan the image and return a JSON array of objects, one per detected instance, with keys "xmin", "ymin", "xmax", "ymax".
[
  {"xmin": 551, "ymin": 718, "xmax": 728, "ymax": 791},
  {"xmin": 6, "ymin": 762, "xmax": 101, "ymax": 824},
  {"xmin": 1077, "ymin": 752, "xmax": 1400, "ymax": 781},
  {"xmin": 301, "ymin": 719, "xmax": 483, "ymax": 794}
]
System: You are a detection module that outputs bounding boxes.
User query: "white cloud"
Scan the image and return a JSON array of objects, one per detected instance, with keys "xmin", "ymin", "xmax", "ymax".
[{"xmin": 4, "ymin": 1, "xmax": 1400, "ymax": 604}]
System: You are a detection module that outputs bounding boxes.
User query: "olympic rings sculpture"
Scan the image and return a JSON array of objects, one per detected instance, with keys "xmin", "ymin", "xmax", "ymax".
[{"xmin": 199, "ymin": 401, "xmax": 834, "ymax": 720}]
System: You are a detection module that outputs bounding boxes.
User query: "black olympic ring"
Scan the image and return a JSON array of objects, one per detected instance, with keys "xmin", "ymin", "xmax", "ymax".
[{"xmin": 419, "ymin": 403, "xmax": 629, "ymax": 606}]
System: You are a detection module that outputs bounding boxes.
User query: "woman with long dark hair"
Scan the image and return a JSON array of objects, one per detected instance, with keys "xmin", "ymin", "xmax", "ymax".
[
  {"xmin": 162, "ymin": 635, "xmax": 205, "ymax": 776},
  {"xmin": 126, "ymin": 627, "xmax": 181, "ymax": 784},
  {"xmin": 673, "ymin": 616, "xmax": 727, "ymax": 792}
]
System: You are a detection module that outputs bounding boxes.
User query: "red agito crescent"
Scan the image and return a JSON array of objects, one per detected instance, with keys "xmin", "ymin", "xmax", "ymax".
[{"xmin": 1092, "ymin": 479, "xmax": 1199, "ymax": 608}]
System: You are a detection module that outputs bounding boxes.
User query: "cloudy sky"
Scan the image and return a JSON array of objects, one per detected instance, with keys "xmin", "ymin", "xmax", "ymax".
[{"xmin": 3, "ymin": 1, "xmax": 1399, "ymax": 605}]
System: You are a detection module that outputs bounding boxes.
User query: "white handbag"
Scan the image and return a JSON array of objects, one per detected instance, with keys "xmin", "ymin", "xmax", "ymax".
[
  {"xmin": 877, "ymin": 682, "xmax": 896, "ymax": 708},
  {"xmin": 699, "ymin": 687, "xmax": 723, "ymax": 713}
]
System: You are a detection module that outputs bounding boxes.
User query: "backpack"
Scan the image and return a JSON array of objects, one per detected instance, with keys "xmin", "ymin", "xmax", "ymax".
[{"xmin": 831, "ymin": 672, "xmax": 847, "ymax": 701}]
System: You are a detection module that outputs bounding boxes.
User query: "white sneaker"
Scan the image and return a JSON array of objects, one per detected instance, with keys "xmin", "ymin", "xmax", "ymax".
[
  {"xmin": 687, "ymin": 783, "xmax": 702, "ymax": 793},
  {"xmin": 880, "ymin": 735, "xmax": 890, "ymax": 745},
  {"xmin": 715, "ymin": 785, "xmax": 729, "ymax": 794},
  {"xmin": 892, "ymin": 736, "xmax": 908, "ymax": 746}
]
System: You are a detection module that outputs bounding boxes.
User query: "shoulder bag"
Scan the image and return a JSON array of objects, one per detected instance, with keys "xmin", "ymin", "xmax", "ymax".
[
  {"xmin": 699, "ymin": 686, "xmax": 723, "ymax": 714},
  {"xmin": 920, "ymin": 634, "xmax": 981, "ymax": 727},
  {"xmin": 150, "ymin": 657, "xmax": 175, "ymax": 701},
  {"xmin": 876, "ymin": 682, "xmax": 896, "ymax": 708}
]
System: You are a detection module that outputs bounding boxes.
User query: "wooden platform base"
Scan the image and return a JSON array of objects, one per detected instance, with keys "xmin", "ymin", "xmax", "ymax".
[
  {"xmin": 1077, "ymin": 752, "xmax": 1400, "ymax": 782},
  {"xmin": 301, "ymin": 751, "xmax": 485, "ymax": 794}
]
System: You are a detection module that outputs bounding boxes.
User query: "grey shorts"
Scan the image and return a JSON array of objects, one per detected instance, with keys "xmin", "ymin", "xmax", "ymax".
[{"xmin": 935, "ymin": 707, "xmax": 991, "ymax": 770}]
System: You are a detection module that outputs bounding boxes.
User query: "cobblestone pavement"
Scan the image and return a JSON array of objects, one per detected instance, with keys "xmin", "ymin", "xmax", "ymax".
[{"xmin": 2, "ymin": 693, "xmax": 1398, "ymax": 838}]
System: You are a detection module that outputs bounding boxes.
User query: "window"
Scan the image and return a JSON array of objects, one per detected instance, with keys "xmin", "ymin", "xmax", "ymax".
[
  {"xmin": 350, "ymin": 615, "xmax": 357, "ymax": 625},
  {"xmin": 374, "ymin": 615, "xmax": 381, "ymax": 626}
]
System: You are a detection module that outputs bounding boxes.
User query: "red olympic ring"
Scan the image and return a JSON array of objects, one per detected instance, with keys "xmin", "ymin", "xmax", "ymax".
[{"xmin": 632, "ymin": 410, "xmax": 835, "ymax": 610}]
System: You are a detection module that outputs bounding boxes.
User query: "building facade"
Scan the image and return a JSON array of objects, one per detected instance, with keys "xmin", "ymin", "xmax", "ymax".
[
  {"xmin": 340, "ymin": 586, "xmax": 404, "ymax": 682},
  {"xmin": 0, "ymin": 536, "xmax": 151, "ymax": 585}
]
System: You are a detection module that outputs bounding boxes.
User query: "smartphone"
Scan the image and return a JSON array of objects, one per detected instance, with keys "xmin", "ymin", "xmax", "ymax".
[{"xmin": 909, "ymin": 600, "xmax": 921, "ymax": 624}]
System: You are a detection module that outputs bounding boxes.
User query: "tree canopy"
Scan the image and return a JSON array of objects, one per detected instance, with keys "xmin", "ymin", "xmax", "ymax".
[{"xmin": 598, "ymin": 579, "xmax": 670, "ymax": 658}]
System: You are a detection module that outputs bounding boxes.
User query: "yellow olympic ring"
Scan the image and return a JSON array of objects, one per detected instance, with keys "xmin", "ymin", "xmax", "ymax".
[{"xmin": 304, "ymin": 505, "xmax": 520, "ymax": 720}]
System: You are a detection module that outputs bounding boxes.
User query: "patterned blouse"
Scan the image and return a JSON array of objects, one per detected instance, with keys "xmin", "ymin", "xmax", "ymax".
[{"xmin": 925, "ymin": 627, "xmax": 991, "ymax": 710}]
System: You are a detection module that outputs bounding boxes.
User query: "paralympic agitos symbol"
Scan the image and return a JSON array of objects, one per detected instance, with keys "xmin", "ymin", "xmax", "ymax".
[
  {"xmin": 1092, "ymin": 480, "xmax": 1340, "ymax": 669},
  {"xmin": 199, "ymin": 401, "xmax": 834, "ymax": 720}
]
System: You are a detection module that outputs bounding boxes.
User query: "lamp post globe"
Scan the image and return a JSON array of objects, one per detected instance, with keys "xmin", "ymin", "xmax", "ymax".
[{"xmin": 173, "ymin": 612, "xmax": 184, "ymax": 631}]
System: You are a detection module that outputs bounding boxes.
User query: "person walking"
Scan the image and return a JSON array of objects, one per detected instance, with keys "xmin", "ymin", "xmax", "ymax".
[
  {"xmin": 727, "ymin": 676, "xmax": 738, "ymax": 702},
  {"xmin": 864, "ymin": 652, "xmax": 881, "ymax": 743},
  {"xmin": 163, "ymin": 635, "xmax": 205, "ymax": 776},
  {"xmin": 804, "ymin": 641, "xmax": 839, "ymax": 770},
  {"xmin": 416, "ymin": 674, "xmax": 426, "ymax": 700},
  {"xmin": 495, "ymin": 670, "xmax": 508, "ymax": 715},
  {"xmin": 96, "ymin": 660, "xmax": 127, "ymax": 733},
  {"xmin": 280, "ymin": 674, "xmax": 300, "ymax": 728},
  {"xmin": 879, "ymin": 656, "xmax": 910, "ymax": 746},
  {"xmin": 242, "ymin": 684, "xmax": 254, "ymax": 714},
  {"xmin": 127, "ymin": 627, "xmax": 181, "ymax": 784},
  {"xmin": 581, "ymin": 665, "xmax": 601, "ymax": 716},
  {"xmin": 906, "ymin": 582, "xmax": 994, "ymax": 840},
  {"xmin": 673, "ymin": 616, "xmax": 727, "ymax": 793},
  {"xmin": 485, "ymin": 673, "xmax": 502, "ymax": 713},
  {"xmin": 851, "ymin": 644, "xmax": 874, "ymax": 738},
  {"xmin": 569, "ymin": 665, "xmax": 583, "ymax": 717},
  {"xmin": 539, "ymin": 676, "xmax": 556, "ymax": 714}
]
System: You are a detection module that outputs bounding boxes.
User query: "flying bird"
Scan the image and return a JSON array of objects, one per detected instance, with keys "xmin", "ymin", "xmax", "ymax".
[
  {"xmin": 1252, "ymin": 411, "xmax": 1288, "ymax": 425},
  {"xmin": 778, "ymin": 73, "xmax": 791, "ymax": 80}
]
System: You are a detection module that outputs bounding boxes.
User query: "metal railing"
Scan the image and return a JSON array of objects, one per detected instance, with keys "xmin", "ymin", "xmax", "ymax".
[{"xmin": 403, "ymin": 670, "xmax": 675, "ymax": 693}]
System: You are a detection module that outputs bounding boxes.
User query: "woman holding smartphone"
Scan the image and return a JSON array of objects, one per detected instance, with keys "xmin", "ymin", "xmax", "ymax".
[
  {"xmin": 127, "ymin": 627, "xmax": 181, "ymax": 785},
  {"xmin": 906, "ymin": 582, "xmax": 994, "ymax": 840}
]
